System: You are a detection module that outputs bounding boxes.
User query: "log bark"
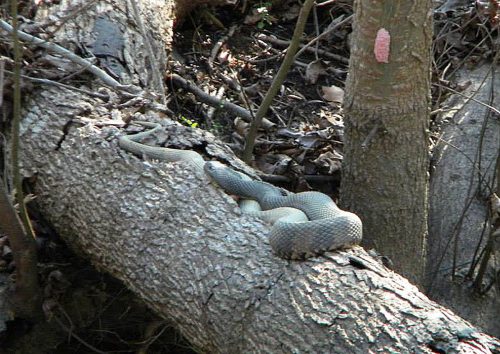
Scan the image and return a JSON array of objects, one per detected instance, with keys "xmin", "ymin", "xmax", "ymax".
[
  {"xmin": 3, "ymin": 0, "xmax": 500, "ymax": 352},
  {"xmin": 17, "ymin": 87, "xmax": 500, "ymax": 352},
  {"xmin": 427, "ymin": 63, "xmax": 500, "ymax": 337}
]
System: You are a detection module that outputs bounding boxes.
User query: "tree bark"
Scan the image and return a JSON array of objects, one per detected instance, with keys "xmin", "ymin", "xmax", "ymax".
[
  {"xmin": 3, "ymin": 0, "xmax": 500, "ymax": 352},
  {"xmin": 342, "ymin": 0, "xmax": 432, "ymax": 285},
  {"xmin": 0, "ymin": 185, "xmax": 42, "ymax": 320},
  {"xmin": 427, "ymin": 63, "xmax": 500, "ymax": 337}
]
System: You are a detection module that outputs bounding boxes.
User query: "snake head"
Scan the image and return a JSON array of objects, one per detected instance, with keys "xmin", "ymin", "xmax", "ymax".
[
  {"xmin": 204, "ymin": 161, "xmax": 248, "ymax": 180},
  {"xmin": 203, "ymin": 161, "xmax": 227, "ymax": 178},
  {"xmin": 204, "ymin": 161, "xmax": 252, "ymax": 195}
]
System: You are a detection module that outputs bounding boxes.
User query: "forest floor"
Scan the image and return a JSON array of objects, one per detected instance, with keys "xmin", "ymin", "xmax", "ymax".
[
  {"xmin": 167, "ymin": 0, "xmax": 495, "ymax": 196},
  {"xmin": 1, "ymin": 0, "xmax": 498, "ymax": 352}
]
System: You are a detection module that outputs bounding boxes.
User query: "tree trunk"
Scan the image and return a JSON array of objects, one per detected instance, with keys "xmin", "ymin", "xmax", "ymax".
[
  {"xmin": 3, "ymin": 0, "xmax": 500, "ymax": 352},
  {"xmin": 342, "ymin": 0, "xmax": 432, "ymax": 285},
  {"xmin": 0, "ymin": 185, "xmax": 42, "ymax": 320},
  {"xmin": 427, "ymin": 63, "xmax": 500, "ymax": 336}
]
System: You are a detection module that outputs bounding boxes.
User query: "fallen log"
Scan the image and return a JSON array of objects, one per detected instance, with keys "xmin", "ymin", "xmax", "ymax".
[{"xmin": 16, "ymin": 86, "xmax": 499, "ymax": 352}]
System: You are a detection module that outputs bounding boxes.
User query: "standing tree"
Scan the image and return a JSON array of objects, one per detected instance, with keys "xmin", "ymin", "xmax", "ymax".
[{"xmin": 342, "ymin": 0, "xmax": 432, "ymax": 285}]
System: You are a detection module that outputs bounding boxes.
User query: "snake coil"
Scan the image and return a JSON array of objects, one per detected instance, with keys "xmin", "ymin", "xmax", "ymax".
[{"xmin": 119, "ymin": 121, "xmax": 362, "ymax": 259}]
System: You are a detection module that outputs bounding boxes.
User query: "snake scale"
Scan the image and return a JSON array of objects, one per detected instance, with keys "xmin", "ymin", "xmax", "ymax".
[{"xmin": 119, "ymin": 121, "xmax": 362, "ymax": 259}]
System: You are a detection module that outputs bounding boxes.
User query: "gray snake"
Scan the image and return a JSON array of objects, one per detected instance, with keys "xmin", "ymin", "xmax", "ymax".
[{"xmin": 119, "ymin": 121, "xmax": 362, "ymax": 259}]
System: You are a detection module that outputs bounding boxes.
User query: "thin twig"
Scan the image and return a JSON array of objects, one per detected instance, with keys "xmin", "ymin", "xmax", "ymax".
[
  {"xmin": 0, "ymin": 58, "xmax": 4, "ymax": 107},
  {"xmin": 312, "ymin": 4, "xmax": 320, "ymax": 61},
  {"xmin": 208, "ymin": 24, "xmax": 237, "ymax": 72},
  {"xmin": 470, "ymin": 51, "xmax": 499, "ymax": 291},
  {"xmin": 169, "ymin": 74, "xmax": 275, "ymax": 129},
  {"xmin": 9, "ymin": 5, "xmax": 34, "ymax": 240},
  {"xmin": 242, "ymin": 0, "xmax": 316, "ymax": 162},
  {"xmin": 46, "ymin": 0, "xmax": 100, "ymax": 37},
  {"xmin": 3, "ymin": 2, "xmax": 42, "ymax": 320},
  {"xmin": 54, "ymin": 312, "xmax": 107, "ymax": 354},
  {"xmin": 294, "ymin": 15, "xmax": 353, "ymax": 60},
  {"xmin": 257, "ymin": 34, "xmax": 349, "ymax": 64},
  {"xmin": 129, "ymin": 0, "xmax": 166, "ymax": 103},
  {"xmin": 206, "ymin": 86, "xmax": 226, "ymax": 127},
  {"xmin": 433, "ymin": 82, "xmax": 500, "ymax": 116},
  {"xmin": 4, "ymin": 70, "xmax": 109, "ymax": 99},
  {"xmin": 232, "ymin": 69, "xmax": 256, "ymax": 122},
  {"xmin": 316, "ymin": 0, "xmax": 337, "ymax": 7},
  {"xmin": 137, "ymin": 321, "xmax": 169, "ymax": 354}
]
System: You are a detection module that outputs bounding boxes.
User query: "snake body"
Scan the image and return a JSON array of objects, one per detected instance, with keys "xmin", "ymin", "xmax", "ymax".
[
  {"xmin": 204, "ymin": 162, "xmax": 362, "ymax": 259},
  {"xmin": 119, "ymin": 121, "xmax": 362, "ymax": 259},
  {"xmin": 118, "ymin": 121, "xmax": 206, "ymax": 170}
]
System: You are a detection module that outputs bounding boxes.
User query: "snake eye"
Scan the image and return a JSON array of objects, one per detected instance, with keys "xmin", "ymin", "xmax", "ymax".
[{"xmin": 204, "ymin": 162, "xmax": 220, "ymax": 176}]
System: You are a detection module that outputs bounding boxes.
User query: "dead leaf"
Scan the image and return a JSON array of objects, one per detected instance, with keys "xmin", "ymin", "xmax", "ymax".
[
  {"xmin": 297, "ymin": 130, "xmax": 333, "ymax": 148},
  {"xmin": 297, "ymin": 135, "xmax": 322, "ymax": 149},
  {"xmin": 276, "ymin": 127, "xmax": 301, "ymax": 138},
  {"xmin": 305, "ymin": 60, "xmax": 327, "ymax": 84},
  {"xmin": 325, "ymin": 114, "xmax": 344, "ymax": 128},
  {"xmin": 322, "ymin": 85, "xmax": 344, "ymax": 104},
  {"xmin": 312, "ymin": 150, "xmax": 343, "ymax": 174},
  {"xmin": 255, "ymin": 154, "xmax": 292, "ymax": 175},
  {"xmin": 218, "ymin": 47, "xmax": 232, "ymax": 64},
  {"xmin": 234, "ymin": 117, "xmax": 249, "ymax": 136}
]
